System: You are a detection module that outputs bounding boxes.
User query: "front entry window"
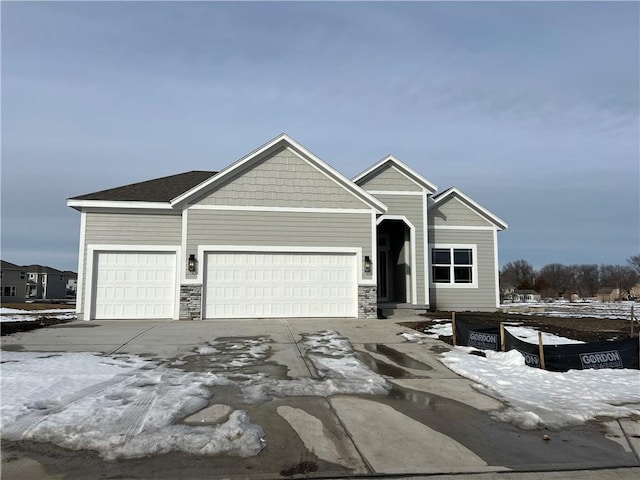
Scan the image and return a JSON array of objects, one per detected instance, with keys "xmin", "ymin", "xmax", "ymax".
[{"xmin": 431, "ymin": 246, "xmax": 476, "ymax": 286}]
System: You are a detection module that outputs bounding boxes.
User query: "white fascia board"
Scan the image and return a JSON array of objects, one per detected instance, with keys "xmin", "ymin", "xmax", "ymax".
[
  {"xmin": 353, "ymin": 155, "xmax": 439, "ymax": 194},
  {"xmin": 431, "ymin": 187, "xmax": 508, "ymax": 231},
  {"xmin": 170, "ymin": 133, "xmax": 388, "ymax": 214},
  {"xmin": 67, "ymin": 199, "xmax": 173, "ymax": 210}
]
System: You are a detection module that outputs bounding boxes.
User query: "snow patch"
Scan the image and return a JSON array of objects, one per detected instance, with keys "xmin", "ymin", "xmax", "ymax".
[{"xmin": 440, "ymin": 348, "xmax": 640, "ymax": 430}]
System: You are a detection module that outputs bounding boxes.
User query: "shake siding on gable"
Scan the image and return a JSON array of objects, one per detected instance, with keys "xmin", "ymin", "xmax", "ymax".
[
  {"xmin": 186, "ymin": 209, "xmax": 374, "ymax": 281},
  {"xmin": 430, "ymin": 197, "xmax": 493, "ymax": 227},
  {"xmin": 428, "ymin": 229, "xmax": 497, "ymax": 311},
  {"xmin": 371, "ymin": 194, "xmax": 426, "ymax": 304},
  {"xmin": 193, "ymin": 149, "xmax": 367, "ymax": 209},
  {"xmin": 358, "ymin": 165, "xmax": 423, "ymax": 192}
]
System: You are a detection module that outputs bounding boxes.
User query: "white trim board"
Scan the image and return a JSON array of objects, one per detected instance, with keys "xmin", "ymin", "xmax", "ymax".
[
  {"xmin": 428, "ymin": 225, "xmax": 498, "ymax": 231},
  {"xmin": 75, "ymin": 211, "xmax": 86, "ymax": 316},
  {"xmin": 366, "ymin": 190, "xmax": 425, "ymax": 196},
  {"xmin": 67, "ymin": 200, "xmax": 174, "ymax": 210},
  {"xmin": 188, "ymin": 204, "xmax": 373, "ymax": 214}
]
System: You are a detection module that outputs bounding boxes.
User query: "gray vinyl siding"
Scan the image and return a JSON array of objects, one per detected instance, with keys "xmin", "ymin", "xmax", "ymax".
[
  {"xmin": 372, "ymin": 193, "xmax": 426, "ymax": 304},
  {"xmin": 79, "ymin": 212, "xmax": 182, "ymax": 313},
  {"xmin": 84, "ymin": 212, "xmax": 182, "ymax": 245},
  {"xmin": 193, "ymin": 149, "xmax": 367, "ymax": 209},
  {"xmin": 428, "ymin": 229, "xmax": 498, "ymax": 312},
  {"xmin": 429, "ymin": 196, "xmax": 493, "ymax": 227},
  {"xmin": 359, "ymin": 165, "xmax": 423, "ymax": 192},
  {"xmin": 186, "ymin": 209, "xmax": 373, "ymax": 281}
]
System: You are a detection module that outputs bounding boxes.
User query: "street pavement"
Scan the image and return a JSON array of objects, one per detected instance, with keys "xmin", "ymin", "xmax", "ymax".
[{"xmin": 1, "ymin": 317, "xmax": 639, "ymax": 479}]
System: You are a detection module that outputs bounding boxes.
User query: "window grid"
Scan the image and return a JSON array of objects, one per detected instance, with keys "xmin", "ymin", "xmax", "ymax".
[{"xmin": 432, "ymin": 247, "xmax": 475, "ymax": 285}]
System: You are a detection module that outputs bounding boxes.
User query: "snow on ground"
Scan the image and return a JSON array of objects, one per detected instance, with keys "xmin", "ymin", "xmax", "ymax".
[
  {"xmin": 0, "ymin": 351, "xmax": 263, "ymax": 460},
  {"xmin": 440, "ymin": 348, "xmax": 640, "ymax": 430},
  {"xmin": 501, "ymin": 300, "xmax": 637, "ymax": 320},
  {"xmin": 239, "ymin": 330, "xmax": 389, "ymax": 403},
  {"xmin": 400, "ymin": 323, "xmax": 639, "ymax": 429},
  {"xmin": 504, "ymin": 325, "xmax": 583, "ymax": 345},
  {"xmin": 411, "ymin": 320, "xmax": 581, "ymax": 345},
  {"xmin": 0, "ymin": 330, "xmax": 388, "ymax": 459},
  {"xmin": 0, "ymin": 307, "xmax": 76, "ymax": 322}
]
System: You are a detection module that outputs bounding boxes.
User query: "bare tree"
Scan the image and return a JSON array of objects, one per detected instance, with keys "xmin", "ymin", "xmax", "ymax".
[
  {"xmin": 601, "ymin": 265, "xmax": 639, "ymax": 299},
  {"xmin": 628, "ymin": 255, "xmax": 640, "ymax": 275},
  {"xmin": 500, "ymin": 259, "xmax": 536, "ymax": 289},
  {"xmin": 574, "ymin": 264, "xmax": 601, "ymax": 297},
  {"xmin": 538, "ymin": 263, "xmax": 574, "ymax": 298}
]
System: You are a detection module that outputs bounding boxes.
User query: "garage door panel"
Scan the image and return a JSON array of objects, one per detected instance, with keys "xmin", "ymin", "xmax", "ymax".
[
  {"xmin": 204, "ymin": 252, "xmax": 357, "ymax": 319},
  {"xmin": 93, "ymin": 251, "xmax": 176, "ymax": 319}
]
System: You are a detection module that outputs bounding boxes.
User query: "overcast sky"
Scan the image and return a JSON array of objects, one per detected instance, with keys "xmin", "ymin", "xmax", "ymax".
[{"xmin": 2, "ymin": 1, "xmax": 638, "ymax": 272}]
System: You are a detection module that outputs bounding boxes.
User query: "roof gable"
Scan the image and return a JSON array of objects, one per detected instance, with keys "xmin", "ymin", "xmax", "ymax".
[
  {"xmin": 430, "ymin": 187, "xmax": 508, "ymax": 230},
  {"xmin": 190, "ymin": 146, "xmax": 372, "ymax": 209},
  {"xmin": 173, "ymin": 133, "xmax": 387, "ymax": 213},
  {"xmin": 353, "ymin": 155, "xmax": 438, "ymax": 194}
]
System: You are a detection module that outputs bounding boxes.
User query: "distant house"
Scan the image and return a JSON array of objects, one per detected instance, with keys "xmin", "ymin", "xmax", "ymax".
[
  {"xmin": 516, "ymin": 289, "xmax": 542, "ymax": 302},
  {"xmin": 596, "ymin": 287, "xmax": 621, "ymax": 302},
  {"xmin": 1, "ymin": 260, "xmax": 27, "ymax": 303},
  {"xmin": 64, "ymin": 271, "xmax": 78, "ymax": 297},
  {"xmin": 24, "ymin": 265, "xmax": 69, "ymax": 300},
  {"xmin": 500, "ymin": 286, "xmax": 540, "ymax": 303}
]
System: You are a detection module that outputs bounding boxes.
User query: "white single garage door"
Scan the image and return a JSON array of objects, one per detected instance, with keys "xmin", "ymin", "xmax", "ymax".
[
  {"xmin": 93, "ymin": 251, "xmax": 176, "ymax": 319},
  {"xmin": 204, "ymin": 252, "xmax": 357, "ymax": 318}
]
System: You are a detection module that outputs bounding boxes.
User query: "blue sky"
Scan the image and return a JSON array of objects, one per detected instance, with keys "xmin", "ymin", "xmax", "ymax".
[{"xmin": 2, "ymin": 1, "xmax": 638, "ymax": 272}]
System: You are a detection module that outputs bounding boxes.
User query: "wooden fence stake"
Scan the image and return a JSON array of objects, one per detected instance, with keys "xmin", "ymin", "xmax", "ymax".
[
  {"xmin": 451, "ymin": 311, "xmax": 457, "ymax": 346},
  {"xmin": 500, "ymin": 323, "xmax": 506, "ymax": 352},
  {"xmin": 538, "ymin": 331, "xmax": 546, "ymax": 370}
]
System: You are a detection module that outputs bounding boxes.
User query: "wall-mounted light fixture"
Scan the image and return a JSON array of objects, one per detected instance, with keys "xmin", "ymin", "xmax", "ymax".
[
  {"xmin": 188, "ymin": 254, "xmax": 197, "ymax": 273},
  {"xmin": 364, "ymin": 255, "xmax": 372, "ymax": 274}
]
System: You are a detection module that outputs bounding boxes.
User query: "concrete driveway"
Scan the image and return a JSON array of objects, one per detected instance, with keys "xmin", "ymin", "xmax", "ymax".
[{"xmin": 2, "ymin": 318, "xmax": 639, "ymax": 480}]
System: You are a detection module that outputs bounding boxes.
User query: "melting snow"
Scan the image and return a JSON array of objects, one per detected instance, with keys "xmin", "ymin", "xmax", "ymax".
[
  {"xmin": 0, "ymin": 330, "xmax": 388, "ymax": 458},
  {"xmin": 440, "ymin": 347, "xmax": 640, "ymax": 430}
]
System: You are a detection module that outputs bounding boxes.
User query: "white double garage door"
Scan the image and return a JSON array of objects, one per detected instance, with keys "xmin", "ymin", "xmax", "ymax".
[{"xmin": 92, "ymin": 250, "xmax": 358, "ymax": 319}]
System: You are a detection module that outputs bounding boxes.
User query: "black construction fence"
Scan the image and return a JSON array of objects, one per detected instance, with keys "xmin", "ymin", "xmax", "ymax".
[{"xmin": 453, "ymin": 317, "xmax": 639, "ymax": 372}]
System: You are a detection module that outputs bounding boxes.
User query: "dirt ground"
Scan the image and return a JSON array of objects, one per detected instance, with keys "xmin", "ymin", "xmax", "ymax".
[
  {"xmin": 1, "ymin": 303, "xmax": 74, "ymax": 336},
  {"xmin": 403, "ymin": 311, "xmax": 639, "ymax": 344}
]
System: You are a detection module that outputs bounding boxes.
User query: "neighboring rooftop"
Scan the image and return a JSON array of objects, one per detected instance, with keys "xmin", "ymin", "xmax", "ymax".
[
  {"xmin": 1, "ymin": 261, "xmax": 75, "ymax": 275},
  {"xmin": 1, "ymin": 260, "xmax": 22, "ymax": 270},
  {"xmin": 69, "ymin": 170, "xmax": 217, "ymax": 203}
]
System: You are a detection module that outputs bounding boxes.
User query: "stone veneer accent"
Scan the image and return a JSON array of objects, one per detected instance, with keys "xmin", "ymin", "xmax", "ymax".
[
  {"xmin": 358, "ymin": 285, "xmax": 377, "ymax": 319},
  {"xmin": 180, "ymin": 284, "xmax": 202, "ymax": 320}
]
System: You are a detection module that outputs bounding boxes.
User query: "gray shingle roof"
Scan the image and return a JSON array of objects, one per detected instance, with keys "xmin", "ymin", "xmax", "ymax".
[{"xmin": 69, "ymin": 171, "xmax": 217, "ymax": 202}]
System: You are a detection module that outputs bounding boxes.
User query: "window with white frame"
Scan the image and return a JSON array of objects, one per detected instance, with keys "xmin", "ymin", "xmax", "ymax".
[
  {"xmin": 3, "ymin": 286, "xmax": 16, "ymax": 297},
  {"xmin": 20, "ymin": 272, "xmax": 26, "ymax": 280},
  {"xmin": 431, "ymin": 245, "xmax": 477, "ymax": 287}
]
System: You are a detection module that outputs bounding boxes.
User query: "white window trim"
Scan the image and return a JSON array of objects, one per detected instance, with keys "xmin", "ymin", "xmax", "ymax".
[{"xmin": 429, "ymin": 244, "xmax": 478, "ymax": 289}]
